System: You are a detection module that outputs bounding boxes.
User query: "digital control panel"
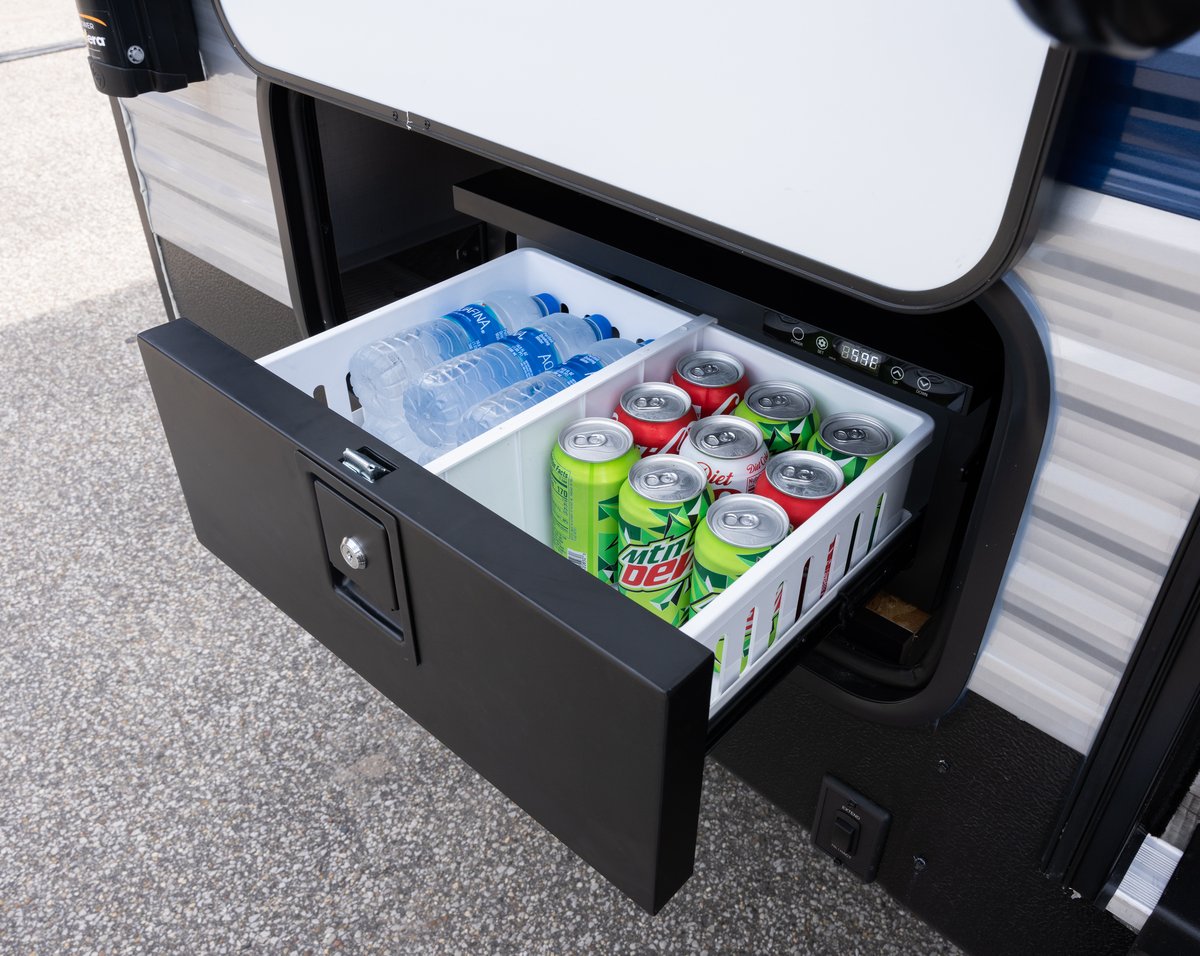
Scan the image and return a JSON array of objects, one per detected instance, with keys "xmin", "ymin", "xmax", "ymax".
[{"xmin": 763, "ymin": 312, "xmax": 973, "ymax": 413}]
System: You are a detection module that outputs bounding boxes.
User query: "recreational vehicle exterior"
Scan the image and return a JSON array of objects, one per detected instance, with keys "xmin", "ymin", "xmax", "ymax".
[{"xmin": 87, "ymin": 1, "xmax": 1200, "ymax": 952}]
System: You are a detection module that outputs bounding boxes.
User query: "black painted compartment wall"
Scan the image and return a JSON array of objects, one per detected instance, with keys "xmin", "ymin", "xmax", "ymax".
[
  {"xmin": 158, "ymin": 240, "xmax": 302, "ymax": 359},
  {"xmin": 714, "ymin": 681, "xmax": 1135, "ymax": 956}
]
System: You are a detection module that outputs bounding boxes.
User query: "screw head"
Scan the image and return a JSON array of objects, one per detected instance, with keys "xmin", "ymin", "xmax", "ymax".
[{"xmin": 339, "ymin": 536, "xmax": 367, "ymax": 570}]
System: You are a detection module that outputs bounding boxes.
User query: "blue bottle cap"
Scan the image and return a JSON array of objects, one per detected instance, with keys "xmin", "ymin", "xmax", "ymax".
[
  {"xmin": 583, "ymin": 312, "xmax": 613, "ymax": 340},
  {"xmin": 531, "ymin": 292, "xmax": 561, "ymax": 316}
]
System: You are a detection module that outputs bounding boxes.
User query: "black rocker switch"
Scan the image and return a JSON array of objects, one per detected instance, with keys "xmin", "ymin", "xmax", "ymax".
[
  {"xmin": 831, "ymin": 814, "xmax": 859, "ymax": 856},
  {"xmin": 813, "ymin": 775, "xmax": 890, "ymax": 881}
]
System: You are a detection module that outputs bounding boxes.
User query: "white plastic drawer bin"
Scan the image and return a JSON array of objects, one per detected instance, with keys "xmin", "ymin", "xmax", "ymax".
[{"xmin": 260, "ymin": 249, "xmax": 934, "ymax": 716}]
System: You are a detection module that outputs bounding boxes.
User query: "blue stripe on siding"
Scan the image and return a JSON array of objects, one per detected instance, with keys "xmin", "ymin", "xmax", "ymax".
[{"xmin": 1058, "ymin": 36, "xmax": 1200, "ymax": 221}]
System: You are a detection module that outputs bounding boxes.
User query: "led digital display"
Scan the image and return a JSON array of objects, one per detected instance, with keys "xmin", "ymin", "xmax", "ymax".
[{"xmin": 835, "ymin": 339, "xmax": 885, "ymax": 374}]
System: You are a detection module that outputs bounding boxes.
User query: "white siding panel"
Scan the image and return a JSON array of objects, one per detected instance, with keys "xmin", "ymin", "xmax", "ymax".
[
  {"xmin": 971, "ymin": 187, "xmax": 1200, "ymax": 753},
  {"xmin": 119, "ymin": 1, "xmax": 289, "ymax": 305}
]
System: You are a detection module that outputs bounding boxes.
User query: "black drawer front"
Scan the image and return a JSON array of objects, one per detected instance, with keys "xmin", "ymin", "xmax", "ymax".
[{"xmin": 138, "ymin": 319, "xmax": 712, "ymax": 912}]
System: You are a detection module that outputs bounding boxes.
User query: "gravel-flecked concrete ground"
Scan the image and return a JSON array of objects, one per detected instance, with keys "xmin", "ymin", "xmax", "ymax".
[
  {"xmin": 0, "ymin": 286, "xmax": 963, "ymax": 954},
  {"xmin": 1, "ymin": 7, "xmax": 962, "ymax": 953}
]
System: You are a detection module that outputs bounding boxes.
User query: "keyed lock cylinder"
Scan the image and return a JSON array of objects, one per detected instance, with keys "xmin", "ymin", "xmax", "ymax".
[{"xmin": 339, "ymin": 536, "xmax": 368, "ymax": 571}]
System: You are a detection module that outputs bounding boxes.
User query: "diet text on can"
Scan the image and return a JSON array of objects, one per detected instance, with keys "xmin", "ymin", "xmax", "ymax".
[{"xmin": 680, "ymin": 415, "xmax": 769, "ymax": 496}]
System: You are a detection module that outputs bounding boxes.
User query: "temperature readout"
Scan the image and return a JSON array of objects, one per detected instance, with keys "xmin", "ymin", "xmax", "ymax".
[{"xmin": 834, "ymin": 339, "xmax": 885, "ymax": 374}]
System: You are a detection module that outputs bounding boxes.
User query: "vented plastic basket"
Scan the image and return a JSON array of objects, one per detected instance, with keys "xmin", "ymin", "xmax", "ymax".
[{"xmin": 260, "ymin": 249, "xmax": 934, "ymax": 716}]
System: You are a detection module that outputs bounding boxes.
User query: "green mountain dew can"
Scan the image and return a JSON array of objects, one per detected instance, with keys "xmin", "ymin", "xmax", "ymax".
[
  {"xmin": 732, "ymin": 381, "xmax": 819, "ymax": 453},
  {"xmin": 618, "ymin": 457, "xmax": 710, "ymax": 626},
  {"xmin": 551, "ymin": 418, "xmax": 640, "ymax": 585},
  {"xmin": 807, "ymin": 412, "xmax": 893, "ymax": 483},
  {"xmin": 688, "ymin": 495, "xmax": 789, "ymax": 673}
]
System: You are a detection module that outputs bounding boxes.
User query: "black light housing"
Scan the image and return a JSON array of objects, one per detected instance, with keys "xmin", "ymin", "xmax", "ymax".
[{"xmin": 76, "ymin": 0, "xmax": 204, "ymax": 98}]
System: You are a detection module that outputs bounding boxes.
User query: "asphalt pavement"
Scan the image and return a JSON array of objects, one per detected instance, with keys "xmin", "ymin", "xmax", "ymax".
[{"xmin": 0, "ymin": 5, "xmax": 962, "ymax": 953}]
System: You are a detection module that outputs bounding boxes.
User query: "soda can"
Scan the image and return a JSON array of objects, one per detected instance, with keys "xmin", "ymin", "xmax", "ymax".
[
  {"xmin": 551, "ymin": 418, "xmax": 641, "ymax": 585},
  {"xmin": 679, "ymin": 415, "xmax": 770, "ymax": 497},
  {"xmin": 618, "ymin": 457, "xmax": 710, "ymax": 626},
  {"xmin": 614, "ymin": 382, "xmax": 697, "ymax": 456},
  {"xmin": 672, "ymin": 350, "xmax": 749, "ymax": 417},
  {"xmin": 688, "ymin": 495, "xmax": 790, "ymax": 674},
  {"xmin": 755, "ymin": 450, "xmax": 845, "ymax": 527},
  {"xmin": 732, "ymin": 381, "xmax": 819, "ymax": 453},
  {"xmin": 806, "ymin": 413, "xmax": 894, "ymax": 482}
]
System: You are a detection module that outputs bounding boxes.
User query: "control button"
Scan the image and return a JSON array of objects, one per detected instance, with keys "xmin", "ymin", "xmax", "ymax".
[
  {"xmin": 815, "ymin": 335, "xmax": 830, "ymax": 351},
  {"xmin": 890, "ymin": 365, "xmax": 905, "ymax": 382},
  {"xmin": 831, "ymin": 814, "xmax": 859, "ymax": 856},
  {"xmin": 790, "ymin": 327, "xmax": 806, "ymax": 344},
  {"xmin": 765, "ymin": 310, "xmax": 801, "ymax": 326},
  {"xmin": 917, "ymin": 375, "xmax": 932, "ymax": 391}
]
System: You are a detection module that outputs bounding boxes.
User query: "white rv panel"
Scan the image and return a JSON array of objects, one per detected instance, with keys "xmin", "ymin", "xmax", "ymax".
[
  {"xmin": 214, "ymin": 0, "xmax": 1053, "ymax": 297},
  {"xmin": 971, "ymin": 188, "xmax": 1200, "ymax": 753},
  {"xmin": 119, "ymin": 2, "xmax": 289, "ymax": 305}
]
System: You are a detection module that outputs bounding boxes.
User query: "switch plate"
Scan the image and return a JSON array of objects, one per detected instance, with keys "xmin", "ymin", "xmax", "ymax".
[{"xmin": 813, "ymin": 775, "xmax": 890, "ymax": 881}]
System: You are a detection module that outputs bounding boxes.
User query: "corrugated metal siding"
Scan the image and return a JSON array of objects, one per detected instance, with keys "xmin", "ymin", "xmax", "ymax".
[
  {"xmin": 1058, "ymin": 35, "xmax": 1200, "ymax": 223},
  {"xmin": 970, "ymin": 186, "xmax": 1200, "ymax": 753},
  {"xmin": 119, "ymin": 1, "xmax": 289, "ymax": 304}
]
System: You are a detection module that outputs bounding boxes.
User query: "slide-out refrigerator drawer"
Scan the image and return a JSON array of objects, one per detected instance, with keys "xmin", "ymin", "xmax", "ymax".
[{"xmin": 138, "ymin": 249, "xmax": 931, "ymax": 912}]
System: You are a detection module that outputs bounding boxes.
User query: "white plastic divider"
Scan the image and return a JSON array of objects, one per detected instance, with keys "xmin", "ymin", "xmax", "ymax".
[{"xmin": 258, "ymin": 248, "xmax": 934, "ymax": 719}]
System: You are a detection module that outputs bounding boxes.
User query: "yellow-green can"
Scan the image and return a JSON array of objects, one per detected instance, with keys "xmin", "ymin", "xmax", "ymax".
[{"xmin": 551, "ymin": 418, "xmax": 640, "ymax": 585}]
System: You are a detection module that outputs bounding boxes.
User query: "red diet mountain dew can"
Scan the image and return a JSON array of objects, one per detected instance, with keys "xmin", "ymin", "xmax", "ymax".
[
  {"xmin": 679, "ymin": 415, "xmax": 769, "ymax": 497},
  {"xmin": 614, "ymin": 382, "xmax": 697, "ymax": 456},
  {"xmin": 551, "ymin": 418, "xmax": 641, "ymax": 585},
  {"xmin": 618, "ymin": 457, "xmax": 710, "ymax": 626},
  {"xmin": 755, "ymin": 450, "xmax": 844, "ymax": 527},
  {"xmin": 672, "ymin": 350, "xmax": 749, "ymax": 417},
  {"xmin": 732, "ymin": 381, "xmax": 819, "ymax": 453},
  {"xmin": 807, "ymin": 413, "xmax": 894, "ymax": 483}
]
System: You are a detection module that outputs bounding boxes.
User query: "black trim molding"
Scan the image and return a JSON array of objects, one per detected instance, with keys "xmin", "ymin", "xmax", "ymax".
[{"xmin": 1044, "ymin": 499, "xmax": 1200, "ymax": 902}]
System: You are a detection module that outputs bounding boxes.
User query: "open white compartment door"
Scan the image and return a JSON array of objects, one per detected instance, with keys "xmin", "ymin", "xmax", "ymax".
[{"xmin": 214, "ymin": 1, "xmax": 1064, "ymax": 310}]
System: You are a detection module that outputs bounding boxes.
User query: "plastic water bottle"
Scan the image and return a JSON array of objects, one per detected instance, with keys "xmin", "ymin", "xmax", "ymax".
[
  {"xmin": 404, "ymin": 312, "xmax": 613, "ymax": 447},
  {"xmin": 348, "ymin": 290, "xmax": 560, "ymax": 415},
  {"xmin": 457, "ymin": 338, "xmax": 640, "ymax": 444},
  {"xmin": 361, "ymin": 411, "xmax": 442, "ymax": 465}
]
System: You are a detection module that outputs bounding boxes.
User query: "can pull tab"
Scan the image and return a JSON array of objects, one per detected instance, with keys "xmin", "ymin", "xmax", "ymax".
[
  {"xmin": 720, "ymin": 512, "xmax": 760, "ymax": 529},
  {"xmin": 703, "ymin": 429, "xmax": 739, "ymax": 448},
  {"xmin": 644, "ymin": 471, "xmax": 680, "ymax": 488},
  {"xmin": 833, "ymin": 427, "xmax": 869, "ymax": 443},
  {"xmin": 690, "ymin": 362, "xmax": 722, "ymax": 380},
  {"xmin": 633, "ymin": 396, "xmax": 667, "ymax": 409},
  {"xmin": 781, "ymin": 465, "xmax": 817, "ymax": 482},
  {"xmin": 759, "ymin": 393, "xmax": 792, "ymax": 409},
  {"xmin": 572, "ymin": 432, "xmax": 608, "ymax": 447},
  {"xmin": 340, "ymin": 447, "xmax": 393, "ymax": 483}
]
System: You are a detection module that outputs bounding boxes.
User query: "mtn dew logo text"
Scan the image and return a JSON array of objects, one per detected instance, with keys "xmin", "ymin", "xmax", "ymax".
[
  {"xmin": 617, "ymin": 458, "xmax": 710, "ymax": 627},
  {"xmin": 618, "ymin": 535, "xmax": 694, "ymax": 592}
]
